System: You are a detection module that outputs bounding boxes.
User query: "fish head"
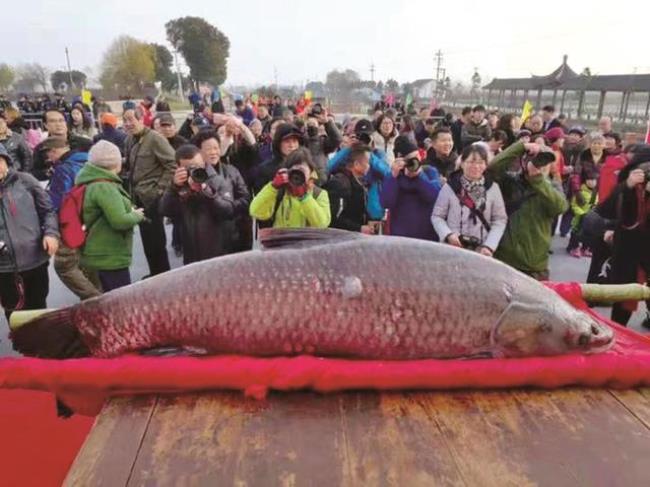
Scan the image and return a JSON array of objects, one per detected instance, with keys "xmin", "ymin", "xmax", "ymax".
[{"xmin": 493, "ymin": 301, "xmax": 615, "ymax": 357}]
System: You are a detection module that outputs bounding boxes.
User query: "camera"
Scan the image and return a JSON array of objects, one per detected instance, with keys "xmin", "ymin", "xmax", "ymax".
[
  {"xmin": 459, "ymin": 235, "xmax": 481, "ymax": 250},
  {"xmin": 356, "ymin": 132, "xmax": 372, "ymax": 145},
  {"xmin": 524, "ymin": 150, "xmax": 556, "ymax": 168},
  {"xmin": 0, "ymin": 240, "xmax": 7, "ymax": 255},
  {"xmin": 187, "ymin": 166, "xmax": 209, "ymax": 184},
  {"xmin": 404, "ymin": 157, "xmax": 420, "ymax": 173},
  {"xmin": 310, "ymin": 104, "xmax": 323, "ymax": 117},
  {"xmin": 288, "ymin": 168, "xmax": 306, "ymax": 187}
]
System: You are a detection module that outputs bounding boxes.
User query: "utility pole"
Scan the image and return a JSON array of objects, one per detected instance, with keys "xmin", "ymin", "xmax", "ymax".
[
  {"xmin": 370, "ymin": 63, "xmax": 375, "ymax": 83},
  {"xmin": 65, "ymin": 47, "xmax": 74, "ymax": 91},
  {"xmin": 274, "ymin": 66, "xmax": 279, "ymax": 92},
  {"xmin": 173, "ymin": 50, "xmax": 184, "ymax": 99},
  {"xmin": 433, "ymin": 50, "xmax": 443, "ymax": 99}
]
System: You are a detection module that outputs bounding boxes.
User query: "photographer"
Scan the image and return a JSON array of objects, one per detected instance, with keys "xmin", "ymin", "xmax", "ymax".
[
  {"xmin": 488, "ymin": 141, "xmax": 568, "ymax": 280},
  {"xmin": 328, "ymin": 120, "xmax": 391, "ymax": 222},
  {"xmin": 160, "ymin": 144, "xmax": 250, "ymax": 264},
  {"xmin": 305, "ymin": 104, "xmax": 342, "ymax": 184},
  {"xmin": 432, "ymin": 144, "xmax": 507, "ymax": 255},
  {"xmin": 595, "ymin": 148, "xmax": 650, "ymax": 326},
  {"xmin": 0, "ymin": 146, "xmax": 59, "ymax": 320},
  {"xmin": 0, "ymin": 112, "xmax": 32, "ymax": 173},
  {"xmin": 381, "ymin": 136, "xmax": 441, "ymax": 240},
  {"xmin": 250, "ymin": 148, "xmax": 330, "ymax": 229},
  {"xmin": 324, "ymin": 143, "xmax": 372, "ymax": 233},
  {"xmin": 425, "ymin": 127, "xmax": 458, "ymax": 181},
  {"xmin": 253, "ymin": 123, "xmax": 303, "ymax": 194}
]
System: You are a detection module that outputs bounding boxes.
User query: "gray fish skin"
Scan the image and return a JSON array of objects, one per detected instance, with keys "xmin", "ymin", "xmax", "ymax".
[{"xmin": 69, "ymin": 235, "xmax": 614, "ymax": 359}]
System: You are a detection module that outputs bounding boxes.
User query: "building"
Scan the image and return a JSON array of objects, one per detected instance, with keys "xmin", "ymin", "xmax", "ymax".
[{"xmin": 483, "ymin": 56, "xmax": 650, "ymax": 122}]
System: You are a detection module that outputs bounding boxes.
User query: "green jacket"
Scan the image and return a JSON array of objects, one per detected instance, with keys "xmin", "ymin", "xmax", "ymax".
[
  {"xmin": 76, "ymin": 164, "xmax": 145, "ymax": 270},
  {"xmin": 571, "ymin": 184, "xmax": 598, "ymax": 231},
  {"xmin": 488, "ymin": 142, "xmax": 568, "ymax": 273},
  {"xmin": 249, "ymin": 183, "xmax": 331, "ymax": 228},
  {"xmin": 125, "ymin": 127, "xmax": 176, "ymax": 209}
]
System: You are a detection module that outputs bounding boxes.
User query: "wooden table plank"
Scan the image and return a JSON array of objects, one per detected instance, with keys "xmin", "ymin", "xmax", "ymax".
[
  {"xmin": 65, "ymin": 389, "xmax": 650, "ymax": 487},
  {"xmin": 422, "ymin": 388, "xmax": 650, "ymax": 487},
  {"xmin": 126, "ymin": 392, "xmax": 467, "ymax": 487},
  {"xmin": 608, "ymin": 388, "xmax": 650, "ymax": 430},
  {"xmin": 63, "ymin": 396, "xmax": 157, "ymax": 487}
]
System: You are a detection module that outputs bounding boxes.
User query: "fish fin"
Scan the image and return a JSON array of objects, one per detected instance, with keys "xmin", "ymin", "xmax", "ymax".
[
  {"xmin": 259, "ymin": 227, "xmax": 365, "ymax": 249},
  {"xmin": 491, "ymin": 302, "xmax": 549, "ymax": 356},
  {"xmin": 10, "ymin": 308, "xmax": 90, "ymax": 359}
]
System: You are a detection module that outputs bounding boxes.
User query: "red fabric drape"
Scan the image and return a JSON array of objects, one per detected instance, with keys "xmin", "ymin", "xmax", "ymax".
[{"xmin": 1, "ymin": 282, "xmax": 649, "ymax": 416}]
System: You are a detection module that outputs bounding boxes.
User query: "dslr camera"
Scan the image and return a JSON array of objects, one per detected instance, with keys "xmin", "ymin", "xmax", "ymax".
[
  {"xmin": 459, "ymin": 234, "xmax": 481, "ymax": 250},
  {"xmin": 187, "ymin": 165, "xmax": 209, "ymax": 185},
  {"xmin": 404, "ymin": 157, "xmax": 420, "ymax": 173},
  {"xmin": 288, "ymin": 168, "xmax": 307, "ymax": 187},
  {"xmin": 523, "ymin": 148, "xmax": 556, "ymax": 168}
]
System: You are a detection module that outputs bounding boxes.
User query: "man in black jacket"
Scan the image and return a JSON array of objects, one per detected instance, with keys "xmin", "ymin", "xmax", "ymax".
[
  {"xmin": 155, "ymin": 113, "xmax": 187, "ymax": 150},
  {"xmin": 425, "ymin": 128, "xmax": 458, "ymax": 181},
  {"xmin": 31, "ymin": 109, "xmax": 92, "ymax": 181},
  {"xmin": 160, "ymin": 144, "xmax": 250, "ymax": 264},
  {"xmin": 324, "ymin": 143, "xmax": 373, "ymax": 233},
  {"xmin": 451, "ymin": 106, "xmax": 471, "ymax": 152}
]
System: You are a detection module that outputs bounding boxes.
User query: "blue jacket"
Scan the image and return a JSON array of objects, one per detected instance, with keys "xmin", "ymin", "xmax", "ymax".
[
  {"xmin": 380, "ymin": 165, "xmax": 441, "ymax": 241},
  {"xmin": 48, "ymin": 150, "xmax": 88, "ymax": 211},
  {"xmin": 327, "ymin": 148, "xmax": 390, "ymax": 220}
]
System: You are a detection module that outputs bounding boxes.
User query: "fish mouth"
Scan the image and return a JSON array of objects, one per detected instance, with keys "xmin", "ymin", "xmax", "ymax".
[{"xmin": 577, "ymin": 319, "xmax": 615, "ymax": 353}]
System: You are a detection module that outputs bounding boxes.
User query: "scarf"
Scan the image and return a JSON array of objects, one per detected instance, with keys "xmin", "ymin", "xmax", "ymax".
[{"xmin": 460, "ymin": 175, "xmax": 487, "ymax": 210}]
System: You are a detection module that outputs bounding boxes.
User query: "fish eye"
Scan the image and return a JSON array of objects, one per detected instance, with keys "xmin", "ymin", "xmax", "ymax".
[
  {"xmin": 591, "ymin": 325, "xmax": 600, "ymax": 335},
  {"xmin": 578, "ymin": 334, "xmax": 590, "ymax": 346}
]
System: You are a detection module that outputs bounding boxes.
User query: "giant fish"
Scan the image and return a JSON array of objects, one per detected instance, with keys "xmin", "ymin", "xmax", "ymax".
[{"xmin": 12, "ymin": 229, "xmax": 614, "ymax": 359}]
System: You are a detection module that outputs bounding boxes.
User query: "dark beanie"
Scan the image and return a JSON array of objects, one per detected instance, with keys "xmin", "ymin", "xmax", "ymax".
[{"xmin": 393, "ymin": 135, "xmax": 418, "ymax": 158}]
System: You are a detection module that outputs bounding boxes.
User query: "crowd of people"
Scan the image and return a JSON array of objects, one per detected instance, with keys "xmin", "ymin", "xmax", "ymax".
[{"xmin": 1, "ymin": 91, "xmax": 650, "ymax": 330}]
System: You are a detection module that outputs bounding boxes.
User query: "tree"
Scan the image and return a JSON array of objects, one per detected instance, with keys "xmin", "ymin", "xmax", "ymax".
[
  {"xmin": 471, "ymin": 68, "xmax": 482, "ymax": 91},
  {"xmin": 99, "ymin": 36, "xmax": 155, "ymax": 93},
  {"xmin": 325, "ymin": 69, "xmax": 360, "ymax": 101},
  {"xmin": 150, "ymin": 43, "xmax": 176, "ymax": 91},
  {"xmin": 50, "ymin": 70, "xmax": 87, "ymax": 91},
  {"xmin": 16, "ymin": 63, "xmax": 50, "ymax": 92},
  {"xmin": 166, "ymin": 17, "xmax": 230, "ymax": 87},
  {"xmin": 0, "ymin": 64, "xmax": 14, "ymax": 92},
  {"xmin": 385, "ymin": 79, "xmax": 399, "ymax": 92}
]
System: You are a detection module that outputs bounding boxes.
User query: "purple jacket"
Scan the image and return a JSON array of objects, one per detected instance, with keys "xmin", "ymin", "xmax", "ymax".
[{"xmin": 380, "ymin": 165, "xmax": 441, "ymax": 241}]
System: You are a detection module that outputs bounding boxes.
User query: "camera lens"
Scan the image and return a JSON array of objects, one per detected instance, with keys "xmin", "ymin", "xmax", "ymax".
[
  {"xmin": 288, "ymin": 169, "xmax": 306, "ymax": 186},
  {"xmin": 404, "ymin": 158, "xmax": 420, "ymax": 172},
  {"xmin": 188, "ymin": 167, "xmax": 209, "ymax": 184}
]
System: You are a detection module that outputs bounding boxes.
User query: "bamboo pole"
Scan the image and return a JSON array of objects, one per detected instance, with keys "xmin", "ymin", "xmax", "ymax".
[
  {"xmin": 9, "ymin": 309, "xmax": 57, "ymax": 331},
  {"xmin": 580, "ymin": 284, "xmax": 650, "ymax": 304}
]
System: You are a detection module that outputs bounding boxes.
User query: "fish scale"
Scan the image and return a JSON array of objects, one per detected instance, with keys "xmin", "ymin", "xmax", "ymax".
[{"xmin": 30, "ymin": 233, "xmax": 615, "ymax": 360}]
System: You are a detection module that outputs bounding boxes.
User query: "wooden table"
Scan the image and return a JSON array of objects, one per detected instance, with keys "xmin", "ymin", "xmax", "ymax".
[{"xmin": 64, "ymin": 388, "xmax": 650, "ymax": 486}]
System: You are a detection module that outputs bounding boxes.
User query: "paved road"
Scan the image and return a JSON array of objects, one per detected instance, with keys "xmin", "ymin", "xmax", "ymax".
[{"xmin": 0, "ymin": 232, "xmax": 647, "ymax": 357}]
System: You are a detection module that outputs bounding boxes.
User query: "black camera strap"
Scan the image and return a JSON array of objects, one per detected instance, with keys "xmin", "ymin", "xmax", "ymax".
[{"xmin": 458, "ymin": 189, "xmax": 491, "ymax": 233}]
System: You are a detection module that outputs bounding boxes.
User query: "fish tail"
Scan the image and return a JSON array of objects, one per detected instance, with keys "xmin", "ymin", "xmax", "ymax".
[{"xmin": 10, "ymin": 308, "xmax": 90, "ymax": 359}]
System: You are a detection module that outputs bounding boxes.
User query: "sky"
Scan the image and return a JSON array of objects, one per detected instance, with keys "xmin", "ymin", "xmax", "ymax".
[{"xmin": 4, "ymin": 0, "xmax": 649, "ymax": 88}]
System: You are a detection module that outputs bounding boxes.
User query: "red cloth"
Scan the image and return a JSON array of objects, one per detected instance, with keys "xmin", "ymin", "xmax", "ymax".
[
  {"xmin": 1, "ymin": 282, "xmax": 649, "ymax": 416},
  {"xmin": 0, "ymin": 390, "xmax": 93, "ymax": 486}
]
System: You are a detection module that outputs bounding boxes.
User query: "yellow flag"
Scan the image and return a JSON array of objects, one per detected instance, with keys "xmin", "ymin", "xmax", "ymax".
[
  {"xmin": 81, "ymin": 89, "xmax": 92, "ymax": 106},
  {"xmin": 304, "ymin": 90, "xmax": 313, "ymax": 101},
  {"xmin": 521, "ymin": 100, "xmax": 533, "ymax": 123}
]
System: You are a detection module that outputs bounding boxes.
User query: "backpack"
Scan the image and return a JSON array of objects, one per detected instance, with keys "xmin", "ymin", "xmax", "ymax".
[{"xmin": 59, "ymin": 180, "xmax": 112, "ymax": 248}]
